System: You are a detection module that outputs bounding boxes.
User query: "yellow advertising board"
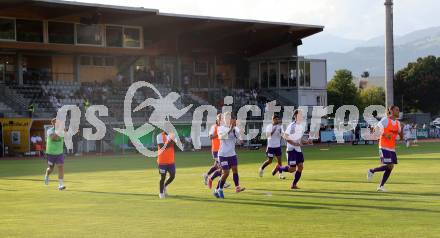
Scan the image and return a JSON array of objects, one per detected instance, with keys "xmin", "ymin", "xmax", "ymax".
[{"xmin": 0, "ymin": 118, "xmax": 32, "ymax": 155}]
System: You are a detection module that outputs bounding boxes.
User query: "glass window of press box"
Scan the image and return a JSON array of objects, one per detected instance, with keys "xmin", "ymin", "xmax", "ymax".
[
  {"xmin": 76, "ymin": 24, "xmax": 103, "ymax": 46},
  {"xmin": 48, "ymin": 22, "xmax": 74, "ymax": 44},
  {"xmin": 258, "ymin": 59, "xmax": 309, "ymax": 88},
  {"xmin": 0, "ymin": 18, "xmax": 15, "ymax": 41},
  {"xmin": 106, "ymin": 25, "xmax": 141, "ymax": 48},
  {"xmin": 16, "ymin": 19, "xmax": 43, "ymax": 43}
]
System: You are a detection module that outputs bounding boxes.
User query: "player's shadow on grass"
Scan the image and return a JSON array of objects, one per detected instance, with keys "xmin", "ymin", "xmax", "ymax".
[
  {"xmin": 249, "ymin": 189, "xmax": 431, "ymax": 204},
  {"xmin": 0, "ymin": 178, "xmax": 82, "ymax": 183},
  {"xmin": 164, "ymin": 194, "xmax": 358, "ymax": 212},
  {"xmin": 251, "ymin": 188, "xmax": 440, "ymax": 198},
  {"xmin": 0, "ymin": 188, "xmax": 18, "ymax": 192},
  {"xmin": 308, "ymin": 178, "xmax": 439, "ymax": 186},
  {"xmin": 70, "ymin": 189, "xmax": 158, "ymax": 198},
  {"xmin": 242, "ymin": 191, "xmax": 440, "ymax": 214},
  {"xmin": 305, "ymin": 189, "xmax": 440, "ymax": 198},
  {"xmin": 69, "ymin": 189, "xmax": 355, "ymax": 212},
  {"xmin": 0, "ymin": 178, "xmax": 43, "ymax": 182},
  {"xmin": 176, "ymin": 193, "xmax": 440, "ymax": 214}
]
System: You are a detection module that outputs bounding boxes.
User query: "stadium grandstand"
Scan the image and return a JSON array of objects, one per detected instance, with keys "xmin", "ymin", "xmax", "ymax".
[{"xmin": 0, "ymin": 0, "xmax": 327, "ymax": 156}]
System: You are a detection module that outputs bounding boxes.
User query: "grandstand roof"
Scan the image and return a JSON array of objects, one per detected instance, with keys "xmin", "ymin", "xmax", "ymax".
[
  {"xmin": 34, "ymin": 0, "xmax": 324, "ymax": 28},
  {"xmin": 0, "ymin": 0, "xmax": 324, "ymax": 56}
]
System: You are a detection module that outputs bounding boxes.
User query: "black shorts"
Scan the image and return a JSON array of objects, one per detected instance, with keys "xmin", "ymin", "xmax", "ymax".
[{"xmin": 287, "ymin": 150, "xmax": 304, "ymax": 166}]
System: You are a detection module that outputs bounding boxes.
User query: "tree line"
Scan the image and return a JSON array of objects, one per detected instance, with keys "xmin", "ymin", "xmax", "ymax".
[{"xmin": 327, "ymin": 55, "xmax": 440, "ymax": 116}]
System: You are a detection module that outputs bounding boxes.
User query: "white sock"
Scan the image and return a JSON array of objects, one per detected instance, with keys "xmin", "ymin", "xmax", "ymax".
[{"xmin": 59, "ymin": 179, "xmax": 64, "ymax": 187}]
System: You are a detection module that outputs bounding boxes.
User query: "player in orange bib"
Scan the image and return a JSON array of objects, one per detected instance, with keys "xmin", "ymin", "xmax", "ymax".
[
  {"xmin": 157, "ymin": 129, "xmax": 176, "ymax": 199},
  {"xmin": 367, "ymin": 105, "xmax": 404, "ymax": 192},
  {"xmin": 203, "ymin": 114, "xmax": 222, "ymax": 186}
]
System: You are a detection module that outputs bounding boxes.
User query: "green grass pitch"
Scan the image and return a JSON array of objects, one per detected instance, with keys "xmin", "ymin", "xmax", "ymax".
[{"xmin": 0, "ymin": 143, "xmax": 439, "ymax": 238}]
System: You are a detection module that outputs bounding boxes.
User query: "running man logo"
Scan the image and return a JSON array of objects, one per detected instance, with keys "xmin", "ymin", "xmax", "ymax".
[{"xmin": 114, "ymin": 81, "xmax": 193, "ymax": 157}]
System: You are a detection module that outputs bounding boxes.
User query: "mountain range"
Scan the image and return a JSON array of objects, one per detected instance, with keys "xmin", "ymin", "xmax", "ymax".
[{"xmin": 300, "ymin": 26, "xmax": 440, "ymax": 80}]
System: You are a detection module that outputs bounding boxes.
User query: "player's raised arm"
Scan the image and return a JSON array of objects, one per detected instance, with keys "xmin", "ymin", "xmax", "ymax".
[
  {"xmin": 218, "ymin": 126, "xmax": 229, "ymax": 139},
  {"xmin": 375, "ymin": 117, "xmax": 390, "ymax": 139},
  {"xmin": 234, "ymin": 125, "xmax": 244, "ymax": 144},
  {"xmin": 49, "ymin": 131, "xmax": 61, "ymax": 141},
  {"xmin": 168, "ymin": 134, "xmax": 176, "ymax": 146},
  {"xmin": 210, "ymin": 114, "xmax": 222, "ymax": 140},
  {"xmin": 265, "ymin": 125, "xmax": 273, "ymax": 139},
  {"xmin": 271, "ymin": 126, "xmax": 277, "ymax": 136},
  {"xmin": 209, "ymin": 126, "xmax": 218, "ymax": 139},
  {"xmin": 50, "ymin": 119, "xmax": 66, "ymax": 141},
  {"xmin": 228, "ymin": 118, "xmax": 237, "ymax": 133},
  {"xmin": 157, "ymin": 133, "xmax": 172, "ymax": 150},
  {"xmin": 157, "ymin": 141, "xmax": 166, "ymax": 151}
]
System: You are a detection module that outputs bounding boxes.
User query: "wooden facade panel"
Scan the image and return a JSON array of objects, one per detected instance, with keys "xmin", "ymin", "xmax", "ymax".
[
  {"xmin": 80, "ymin": 66, "xmax": 117, "ymax": 83},
  {"xmin": 0, "ymin": 41, "xmax": 158, "ymax": 56},
  {"xmin": 0, "ymin": 7, "xmax": 46, "ymax": 19},
  {"xmin": 51, "ymin": 55, "xmax": 74, "ymax": 81}
]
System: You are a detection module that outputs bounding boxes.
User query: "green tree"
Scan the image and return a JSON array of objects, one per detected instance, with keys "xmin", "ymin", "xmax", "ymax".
[
  {"xmin": 359, "ymin": 86, "xmax": 385, "ymax": 112},
  {"xmin": 327, "ymin": 69, "xmax": 359, "ymax": 109},
  {"xmin": 394, "ymin": 56, "xmax": 440, "ymax": 115}
]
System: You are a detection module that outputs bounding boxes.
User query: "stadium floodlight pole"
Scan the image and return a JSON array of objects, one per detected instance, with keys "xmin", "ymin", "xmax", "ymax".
[{"xmin": 385, "ymin": 0, "xmax": 394, "ymax": 107}]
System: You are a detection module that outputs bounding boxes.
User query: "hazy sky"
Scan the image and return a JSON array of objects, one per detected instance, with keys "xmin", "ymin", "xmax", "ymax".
[{"xmin": 72, "ymin": 0, "xmax": 439, "ymax": 40}]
